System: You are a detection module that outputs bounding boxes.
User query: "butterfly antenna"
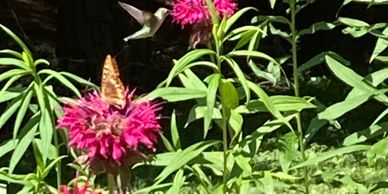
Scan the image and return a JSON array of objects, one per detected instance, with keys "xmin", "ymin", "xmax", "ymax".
[{"xmin": 114, "ymin": 42, "xmax": 129, "ymax": 58}]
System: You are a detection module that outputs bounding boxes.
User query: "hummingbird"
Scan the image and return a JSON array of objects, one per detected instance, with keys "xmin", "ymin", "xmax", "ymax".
[{"xmin": 118, "ymin": 1, "xmax": 170, "ymax": 41}]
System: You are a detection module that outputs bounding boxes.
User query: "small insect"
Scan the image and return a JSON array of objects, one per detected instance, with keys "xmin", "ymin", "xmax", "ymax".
[{"xmin": 100, "ymin": 55, "xmax": 125, "ymax": 108}]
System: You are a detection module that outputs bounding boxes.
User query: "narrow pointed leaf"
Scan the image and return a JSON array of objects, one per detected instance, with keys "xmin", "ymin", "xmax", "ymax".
[
  {"xmin": 145, "ymin": 87, "xmax": 207, "ymax": 102},
  {"xmin": 13, "ymin": 87, "xmax": 34, "ymax": 139},
  {"xmin": 38, "ymin": 69, "xmax": 81, "ymax": 97},
  {"xmin": 9, "ymin": 126, "xmax": 37, "ymax": 173}
]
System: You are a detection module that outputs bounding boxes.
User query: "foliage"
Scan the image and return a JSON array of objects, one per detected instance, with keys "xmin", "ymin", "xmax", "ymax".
[
  {"xmin": 0, "ymin": 24, "xmax": 96, "ymax": 193},
  {"xmin": 1, "ymin": 0, "xmax": 388, "ymax": 193}
]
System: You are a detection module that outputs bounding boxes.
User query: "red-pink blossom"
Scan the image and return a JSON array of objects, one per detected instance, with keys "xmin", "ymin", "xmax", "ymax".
[
  {"xmin": 171, "ymin": 0, "xmax": 237, "ymax": 28},
  {"xmin": 60, "ymin": 183, "xmax": 102, "ymax": 194},
  {"xmin": 57, "ymin": 89, "xmax": 161, "ymax": 167}
]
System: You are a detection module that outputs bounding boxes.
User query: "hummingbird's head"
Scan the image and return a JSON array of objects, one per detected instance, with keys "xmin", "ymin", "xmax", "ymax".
[{"xmin": 156, "ymin": 8, "xmax": 171, "ymax": 19}]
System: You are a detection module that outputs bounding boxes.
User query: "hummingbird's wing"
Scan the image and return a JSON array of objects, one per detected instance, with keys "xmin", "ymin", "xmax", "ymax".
[{"xmin": 118, "ymin": 1, "xmax": 152, "ymax": 25}]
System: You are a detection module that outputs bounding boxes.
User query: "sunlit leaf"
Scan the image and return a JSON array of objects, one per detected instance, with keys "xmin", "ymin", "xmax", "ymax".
[
  {"xmin": 154, "ymin": 140, "xmax": 220, "ymax": 185},
  {"xmin": 0, "ymin": 94, "xmax": 23, "ymax": 130},
  {"xmin": 370, "ymin": 27, "xmax": 388, "ymax": 63},
  {"xmin": 343, "ymin": 122, "xmax": 388, "ymax": 146},
  {"xmin": 222, "ymin": 56, "xmax": 250, "ymax": 102},
  {"xmin": 298, "ymin": 22, "xmax": 336, "ymax": 36},
  {"xmin": 38, "ymin": 69, "xmax": 81, "ymax": 97},
  {"xmin": 166, "ymin": 169, "xmax": 185, "ymax": 194},
  {"xmin": 170, "ymin": 110, "xmax": 181, "ymax": 150},
  {"xmin": 204, "ymin": 73, "xmax": 220, "ymax": 137},
  {"xmin": 291, "ymin": 145, "xmax": 371, "ymax": 170},
  {"xmin": 186, "ymin": 106, "xmax": 222, "ymax": 127},
  {"xmin": 0, "ymin": 140, "xmax": 18, "ymax": 159},
  {"xmin": 13, "ymin": 86, "xmax": 34, "ymax": 139},
  {"xmin": 0, "ymin": 24, "xmax": 32, "ymax": 58},
  {"xmin": 338, "ymin": 17, "xmax": 370, "ymax": 27},
  {"xmin": 145, "ymin": 87, "xmax": 207, "ymax": 102},
  {"xmin": 9, "ymin": 125, "xmax": 37, "ymax": 173},
  {"xmin": 224, "ymin": 7, "xmax": 259, "ymax": 34},
  {"xmin": 162, "ymin": 49, "xmax": 216, "ymax": 87},
  {"xmin": 219, "ymin": 79, "xmax": 239, "ymax": 109}
]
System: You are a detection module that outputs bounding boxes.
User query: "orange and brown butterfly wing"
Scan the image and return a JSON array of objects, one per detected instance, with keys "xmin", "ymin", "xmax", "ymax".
[{"xmin": 100, "ymin": 55, "xmax": 125, "ymax": 108}]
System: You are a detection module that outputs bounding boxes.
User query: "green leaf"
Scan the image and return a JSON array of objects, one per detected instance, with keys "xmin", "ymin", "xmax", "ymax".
[
  {"xmin": 368, "ymin": 137, "xmax": 388, "ymax": 158},
  {"xmin": 370, "ymin": 27, "xmax": 388, "ymax": 63},
  {"xmin": 343, "ymin": 122, "xmax": 388, "ymax": 146},
  {"xmin": 224, "ymin": 7, "xmax": 259, "ymax": 34},
  {"xmin": 239, "ymin": 113, "xmax": 298, "ymax": 157},
  {"xmin": 0, "ymin": 91, "xmax": 22, "ymax": 104},
  {"xmin": 0, "ymin": 49, "xmax": 23, "ymax": 59},
  {"xmin": 318, "ymin": 91, "xmax": 371, "ymax": 120},
  {"xmin": 236, "ymin": 95, "xmax": 316, "ymax": 114},
  {"xmin": 298, "ymin": 52, "xmax": 327, "ymax": 72},
  {"xmin": 60, "ymin": 72, "xmax": 98, "ymax": 89},
  {"xmin": 278, "ymin": 132, "xmax": 298, "ymax": 172},
  {"xmin": 0, "ymin": 94, "xmax": 23, "ymax": 130},
  {"xmin": 204, "ymin": 0, "xmax": 219, "ymax": 25},
  {"xmin": 170, "ymin": 110, "xmax": 181, "ymax": 150},
  {"xmin": 0, "ymin": 140, "xmax": 18, "ymax": 159},
  {"xmin": 145, "ymin": 87, "xmax": 207, "ymax": 102},
  {"xmin": 234, "ymin": 154, "xmax": 252, "ymax": 173},
  {"xmin": 365, "ymin": 67, "xmax": 388, "ymax": 87},
  {"xmin": 13, "ymin": 86, "xmax": 34, "ymax": 139},
  {"xmin": 42, "ymin": 156, "xmax": 66, "ymax": 178},
  {"xmin": 338, "ymin": 17, "xmax": 370, "ymax": 27},
  {"xmin": 375, "ymin": 55, "xmax": 388, "ymax": 63},
  {"xmin": 39, "ymin": 108, "xmax": 54, "ymax": 165},
  {"xmin": 0, "ymin": 69, "xmax": 30, "ymax": 84},
  {"xmin": 222, "ymin": 56, "xmax": 250, "ymax": 102},
  {"xmin": 228, "ymin": 50, "xmax": 280, "ymax": 66},
  {"xmin": 163, "ymin": 49, "xmax": 215, "ymax": 87},
  {"xmin": 0, "ymin": 58, "xmax": 29, "ymax": 70},
  {"xmin": 269, "ymin": 0, "xmax": 277, "ymax": 8},
  {"xmin": 34, "ymin": 139, "xmax": 57, "ymax": 160},
  {"xmin": 178, "ymin": 69, "xmax": 207, "ymax": 92},
  {"xmin": 0, "ymin": 74, "xmax": 28, "ymax": 97},
  {"xmin": 248, "ymin": 60, "xmax": 277, "ymax": 84},
  {"xmin": 305, "ymin": 116, "xmax": 328, "ymax": 143},
  {"xmin": 160, "ymin": 134, "xmax": 175, "ymax": 152},
  {"xmin": 298, "ymin": 22, "xmax": 335, "ymax": 36},
  {"xmin": 0, "ymin": 24, "xmax": 33, "ymax": 58},
  {"xmin": 186, "ymin": 106, "xmax": 222, "ymax": 127},
  {"xmin": 166, "ymin": 169, "xmax": 185, "ymax": 194},
  {"xmin": 229, "ymin": 109, "xmax": 243, "ymax": 140},
  {"xmin": 343, "ymin": 0, "xmax": 388, "ymax": 6},
  {"xmin": 204, "ymin": 73, "xmax": 220, "ymax": 137},
  {"xmin": 247, "ymin": 81, "xmax": 282, "ymax": 119},
  {"xmin": 33, "ymin": 59, "xmax": 49, "ymax": 67},
  {"xmin": 291, "ymin": 145, "xmax": 371, "ymax": 170},
  {"xmin": 325, "ymin": 54, "xmax": 373, "ymax": 91},
  {"xmin": 9, "ymin": 125, "xmax": 37, "ymax": 173},
  {"xmin": 154, "ymin": 140, "xmax": 220, "ymax": 185},
  {"xmin": 38, "ymin": 69, "xmax": 81, "ymax": 97},
  {"xmin": 219, "ymin": 79, "xmax": 239, "ymax": 109},
  {"xmin": 192, "ymin": 164, "xmax": 213, "ymax": 191},
  {"xmin": 254, "ymin": 15, "xmax": 291, "ymax": 25}
]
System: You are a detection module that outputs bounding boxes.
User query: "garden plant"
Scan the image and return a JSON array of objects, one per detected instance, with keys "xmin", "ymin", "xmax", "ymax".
[{"xmin": 0, "ymin": 0, "xmax": 388, "ymax": 193}]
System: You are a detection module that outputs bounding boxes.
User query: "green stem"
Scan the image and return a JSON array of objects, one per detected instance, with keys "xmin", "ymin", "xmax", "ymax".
[
  {"xmin": 289, "ymin": 1, "xmax": 309, "ymax": 194},
  {"xmin": 53, "ymin": 130, "xmax": 61, "ymax": 189},
  {"xmin": 222, "ymin": 114, "xmax": 228, "ymax": 194},
  {"xmin": 108, "ymin": 173, "xmax": 115, "ymax": 193}
]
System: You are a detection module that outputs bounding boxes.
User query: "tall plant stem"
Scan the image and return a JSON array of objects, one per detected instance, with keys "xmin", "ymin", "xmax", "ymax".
[
  {"xmin": 108, "ymin": 173, "xmax": 115, "ymax": 193},
  {"xmin": 222, "ymin": 115, "xmax": 228, "ymax": 194},
  {"xmin": 289, "ymin": 1, "xmax": 309, "ymax": 194},
  {"xmin": 53, "ymin": 131, "xmax": 62, "ymax": 188}
]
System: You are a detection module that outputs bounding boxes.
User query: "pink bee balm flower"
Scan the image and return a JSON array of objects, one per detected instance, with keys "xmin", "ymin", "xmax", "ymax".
[
  {"xmin": 60, "ymin": 183, "xmax": 102, "ymax": 194},
  {"xmin": 57, "ymin": 89, "xmax": 162, "ymax": 167},
  {"xmin": 171, "ymin": 0, "xmax": 237, "ymax": 28}
]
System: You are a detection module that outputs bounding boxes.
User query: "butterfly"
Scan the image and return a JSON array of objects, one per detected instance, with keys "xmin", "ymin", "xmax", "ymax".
[{"xmin": 100, "ymin": 55, "xmax": 125, "ymax": 108}]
